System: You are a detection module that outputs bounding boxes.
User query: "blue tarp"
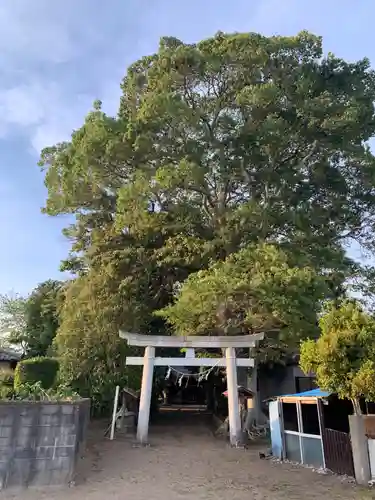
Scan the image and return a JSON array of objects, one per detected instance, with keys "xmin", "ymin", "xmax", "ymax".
[{"xmin": 279, "ymin": 388, "xmax": 331, "ymax": 399}]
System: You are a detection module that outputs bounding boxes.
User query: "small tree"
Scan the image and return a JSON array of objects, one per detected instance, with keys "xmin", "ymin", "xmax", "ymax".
[
  {"xmin": 157, "ymin": 244, "xmax": 329, "ymax": 360},
  {"xmin": 0, "ymin": 293, "xmax": 27, "ymax": 352},
  {"xmin": 300, "ymin": 300, "xmax": 375, "ymax": 415}
]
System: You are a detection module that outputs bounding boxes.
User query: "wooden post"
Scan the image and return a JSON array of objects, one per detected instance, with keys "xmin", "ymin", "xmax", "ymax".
[
  {"xmin": 317, "ymin": 399, "xmax": 326, "ymax": 469},
  {"xmin": 296, "ymin": 401, "xmax": 304, "ymax": 463},
  {"xmin": 110, "ymin": 385, "xmax": 120, "ymax": 440}
]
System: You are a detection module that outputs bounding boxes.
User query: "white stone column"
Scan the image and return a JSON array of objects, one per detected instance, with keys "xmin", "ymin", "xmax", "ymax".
[
  {"xmin": 137, "ymin": 346, "xmax": 155, "ymax": 444},
  {"xmin": 226, "ymin": 347, "xmax": 242, "ymax": 446}
]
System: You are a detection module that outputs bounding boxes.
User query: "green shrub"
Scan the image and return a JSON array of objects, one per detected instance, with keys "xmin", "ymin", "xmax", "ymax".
[
  {"xmin": 0, "ymin": 385, "xmax": 14, "ymax": 399},
  {"xmin": 0, "ymin": 371, "xmax": 14, "ymax": 387},
  {"xmin": 65, "ymin": 365, "xmax": 141, "ymax": 417},
  {"xmin": 0, "ymin": 371, "xmax": 15, "ymax": 400},
  {"xmin": 14, "ymin": 357, "xmax": 59, "ymax": 390},
  {"xmin": 13, "ymin": 382, "xmax": 80, "ymax": 402}
]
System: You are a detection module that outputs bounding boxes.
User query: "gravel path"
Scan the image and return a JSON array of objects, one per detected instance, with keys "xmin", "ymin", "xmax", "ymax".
[{"xmin": 1, "ymin": 415, "xmax": 374, "ymax": 500}]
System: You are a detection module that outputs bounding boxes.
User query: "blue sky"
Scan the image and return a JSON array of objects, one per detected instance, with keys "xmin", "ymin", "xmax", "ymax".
[{"xmin": 0, "ymin": 0, "xmax": 373, "ymax": 295}]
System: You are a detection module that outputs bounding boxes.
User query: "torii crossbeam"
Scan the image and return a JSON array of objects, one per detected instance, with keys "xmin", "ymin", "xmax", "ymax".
[{"xmin": 120, "ymin": 332, "xmax": 263, "ymax": 446}]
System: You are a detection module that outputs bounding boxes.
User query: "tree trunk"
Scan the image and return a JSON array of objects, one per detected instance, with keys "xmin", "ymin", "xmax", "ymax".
[{"xmin": 351, "ymin": 398, "xmax": 363, "ymax": 415}]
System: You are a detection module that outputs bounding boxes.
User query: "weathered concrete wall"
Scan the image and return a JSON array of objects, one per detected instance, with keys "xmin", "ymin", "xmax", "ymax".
[{"xmin": 0, "ymin": 399, "xmax": 90, "ymax": 490}]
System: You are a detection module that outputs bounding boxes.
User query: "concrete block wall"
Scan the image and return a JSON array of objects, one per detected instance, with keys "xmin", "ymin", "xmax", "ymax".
[{"xmin": 0, "ymin": 399, "xmax": 90, "ymax": 490}]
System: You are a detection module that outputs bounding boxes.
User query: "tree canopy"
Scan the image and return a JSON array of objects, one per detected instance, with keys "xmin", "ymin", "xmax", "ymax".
[
  {"xmin": 41, "ymin": 31, "xmax": 375, "ymax": 278},
  {"xmin": 22, "ymin": 280, "xmax": 64, "ymax": 358},
  {"xmin": 37, "ymin": 30, "xmax": 375, "ymax": 404},
  {"xmin": 0, "ymin": 281, "xmax": 63, "ymax": 357},
  {"xmin": 54, "ymin": 259, "xmax": 141, "ymax": 413},
  {"xmin": 0, "ymin": 293, "xmax": 27, "ymax": 351},
  {"xmin": 300, "ymin": 300, "xmax": 375, "ymax": 415},
  {"xmin": 157, "ymin": 244, "xmax": 330, "ymax": 360}
]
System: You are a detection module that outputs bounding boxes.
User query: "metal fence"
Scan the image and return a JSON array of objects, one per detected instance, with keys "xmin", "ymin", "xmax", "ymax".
[{"xmin": 321, "ymin": 428, "xmax": 354, "ymax": 477}]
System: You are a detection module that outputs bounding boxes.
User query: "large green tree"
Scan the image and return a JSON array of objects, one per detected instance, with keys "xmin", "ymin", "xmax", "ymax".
[
  {"xmin": 41, "ymin": 31, "xmax": 375, "ymax": 284},
  {"xmin": 39, "ymin": 31, "xmax": 375, "ymax": 398}
]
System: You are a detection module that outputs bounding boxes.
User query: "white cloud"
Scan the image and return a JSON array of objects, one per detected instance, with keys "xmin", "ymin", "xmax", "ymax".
[
  {"xmin": 0, "ymin": 1, "xmax": 78, "ymax": 65},
  {"xmin": 0, "ymin": 83, "xmax": 53, "ymax": 128},
  {"xmin": 0, "ymin": 0, "xmax": 85, "ymax": 150},
  {"xmin": 0, "ymin": 81, "xmax": 89, "ymax": 153},
  {"xmin": 0, "ymin": 0, "xmax": 132, "ymax": 66},
  {"xmin": 0, "ymin": 1, "xmax": 127, "ymax": 153}
]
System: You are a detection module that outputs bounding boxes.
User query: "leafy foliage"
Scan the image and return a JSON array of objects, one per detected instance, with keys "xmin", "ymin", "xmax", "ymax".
[
  {"xmin": 0, "ymin": 293, "xmax": 27, "ymax": 351},
  {"xmin": 22, "ymin": 280, "xmax": 64, "ymax": 358},
  {"xmin": 300, "ymin": 300, "xmax": 375, "ymax": 414},
  {"xmin": 0, "ymin": 372, "xmax": 14, "ymax": 387},
  {"xmin": 6, "ymin": 381, "xmax": 81, "ymax": 402},
  {"xmin": 0, "ymin": 386, "xmax": 14, "ymax": 400},
  {"xmin": 0, "ymin": 281, "xmax": 63, "ymax": 357},
  {"xmin": 14, "ymin": 357, "xmax": 59, "ymax": 390},
  {"xmin": 157, "ymin": 244, "xmax": 329, "ymax": 361},
  {"xmin": 0, "ymin": 372, "xmax": 15, "ymax": 400},
  {"xmin": 53, "ymin": 268, "xmax": 142, "ymax": 415}
]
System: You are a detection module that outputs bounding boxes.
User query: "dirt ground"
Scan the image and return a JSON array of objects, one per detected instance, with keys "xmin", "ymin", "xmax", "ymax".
[{"xmin": 2, "ymin": 414, "xmax": 375, "ymax": 500}]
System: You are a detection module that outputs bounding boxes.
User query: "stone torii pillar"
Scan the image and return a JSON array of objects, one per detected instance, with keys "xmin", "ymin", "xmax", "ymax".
[
  {"xmin": 119, "ymin": 332, "xmax": 263, "ymax": 446},
  {"xmin": 225, "ymin": 347, "xmax": 242, "ymax": 445},
  {"xmin": 137, "ymin": 346, "xmax": 155, "ymax": 443}
]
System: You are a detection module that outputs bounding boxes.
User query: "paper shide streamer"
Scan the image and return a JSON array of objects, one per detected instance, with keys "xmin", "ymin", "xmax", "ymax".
[{"xmin": 163, "ymin": 362, "xmax": 221, "ymax": 387}]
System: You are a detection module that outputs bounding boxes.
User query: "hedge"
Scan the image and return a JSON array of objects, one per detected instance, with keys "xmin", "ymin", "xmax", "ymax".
[{"xmin": 14, "ymin": 357, "xmax": 59, "ymax": 390}]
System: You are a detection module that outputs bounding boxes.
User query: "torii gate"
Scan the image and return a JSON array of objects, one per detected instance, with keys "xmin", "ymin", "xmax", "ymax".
[{"xmin": 120, "ymin": 331, "xmax": 263, "ymax": 446}]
